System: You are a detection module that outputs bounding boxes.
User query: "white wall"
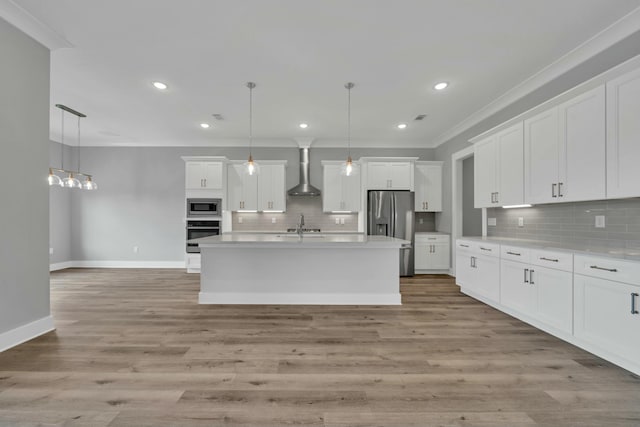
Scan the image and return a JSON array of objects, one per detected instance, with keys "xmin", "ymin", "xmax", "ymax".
[{"xmin": 0, "ymin": 18, "xmax": 52, "ymax": 344}]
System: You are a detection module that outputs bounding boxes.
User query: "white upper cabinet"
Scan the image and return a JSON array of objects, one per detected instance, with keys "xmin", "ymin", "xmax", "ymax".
[
  {"xmin": 524, "ymin": 85, "xmax": 605, "ymax": 204},
  {"xmin": 322, "ymin": 162, "xmax": 361, "ymax": 212},
  {"xmin": 606, "ymin": 67, "xmax": 640, "ymax": 199},
  {"xmin": 258, "ymin": 164, "xmax": 286, "ymax": 211},
  {"xmin": 415, "ymin": 162, "xmax": 443, "ymax": 212},
  {"xmin": 474, "ymin": 122, "xmax": 524, "ymax": 208},
  {"xmin": 365, "ymin": 161, "xmax": 413, "ymax": 190},
  {"xmin": 227, "ymin": 164, "xmax": 258, "ymax": 211},
  {"xmin": 185, "ymin": 161, "xmax": 224, "ymax": 190}
]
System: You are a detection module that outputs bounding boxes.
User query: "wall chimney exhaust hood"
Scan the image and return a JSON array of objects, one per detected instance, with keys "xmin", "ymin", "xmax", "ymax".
[{"xmin": 288, "ymin": 139, "xmax": 320, "ymax": 197}]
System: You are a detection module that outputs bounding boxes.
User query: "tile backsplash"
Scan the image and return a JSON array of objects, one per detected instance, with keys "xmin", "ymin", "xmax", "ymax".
[
  {"xmin": 231, "ymin": 196, "xmax": 359, "ymax": 232},
  {"xmin": 486, "ymin": 198, "xmax": 640, "ymax": 250}
]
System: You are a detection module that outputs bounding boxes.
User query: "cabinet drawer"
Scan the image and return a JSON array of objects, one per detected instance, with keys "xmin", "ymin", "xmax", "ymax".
[
  {"xmin": 530, "ymin": 249, "xmax": 573, "ymax": 272},
  {"xmin": 474, "ymin": 242, "xmax": 500, "ymax": 257},
  {"xmin": 416, "ymin": 234, "xmax": 449, "ymax": 243},
  {"xmin": 456, "ymin": 239, "xmax": 474, "ymax": 250},
  {"xmin": 574, "ymin": 254, "xmax": 640, "ymax": 285},
  {"xmin": 501, "ymin": 245, "xmax": 531, "ymax": 263}
]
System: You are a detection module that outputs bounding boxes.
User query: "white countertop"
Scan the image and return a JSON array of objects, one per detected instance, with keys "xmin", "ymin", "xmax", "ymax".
[
  {"xmin": 193, "ymin": 233, "xmax": 409, "ymax": 248},
  {"xmin": 458, "ymin": 236, "xmax": 640, "ymax": 261}
]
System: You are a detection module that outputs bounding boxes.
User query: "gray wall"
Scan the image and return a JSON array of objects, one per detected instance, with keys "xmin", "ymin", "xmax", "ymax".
[
  {"xmin": 462, "ymin": 157, "xmax": 482, "ymax": 236},
  {"xmin": 434, "ymin": 30, "xmax": 640, "ymax": 235},
  {"xmin": 64, "ymin": 146, "xmax": 432, "ymax": 261},
  {"xmin": 487, "ymin": 199, "xmax": 640, "ymax": 255},
  {"xmin": 0, "ymin": 19, "xmax": 50, "ymax": 333},
  {"xmin": 49, "ymin": 141, "xmax": 73, "ymax": 264}
]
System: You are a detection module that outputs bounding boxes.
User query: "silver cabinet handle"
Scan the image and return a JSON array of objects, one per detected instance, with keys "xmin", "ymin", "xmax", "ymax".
[
  {"xmin": 459, "ymin": 244, "xmax": 469, "ymax": 248},
  {"xmin": 480, "ymin": 247, "xmax": 492, "ymax": 252},
  {"xmin": 632, "ymin": 293, "xmax": 639, "ymax": 315},
  {"xmin": 524, "ymin": 268, "xmax": 529, "ymax": 283},
  {"xmin": 204, "ymin": 178, "xmax": 207, "ymax": 187},
  {"xmin": 428, "ymin": 237, "xmax": 437, "ymax": 240},
  {"xmin": 506, "ymin": 251, "xmax": 521, "ymax": 256},
  {"xmin": 558, "ymin": 182, "xmax": 563, "ymax": 197},
  {"xmin": 590, "ymin": 265, "xmax": 618, "ymax": 272},
  {"xmin": 540, "ymin": 257, "xmax": 559, "ymax": 262},
  {"xmin": 495, "ymin": 192, "xmax": 499, "ymax": 203},
  {"xmin": 530, "ymin": 269, "xmax": 535, "ymax": 285},
  {"xmin": 425, "ymin": 201, "xmax": 428, "ymax": 210},
  {"xmin": 552, "ymin": 183, "xmax": 557, "ymax": 198}
]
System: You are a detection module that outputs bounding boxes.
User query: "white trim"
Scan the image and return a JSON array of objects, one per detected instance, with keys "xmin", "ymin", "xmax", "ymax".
[
  {"xmin": 431, "ymin": 6, "xmax": 640, "ymax": 148},
  {"xmin": 0, "ymin": 316, "xmax": 55, "ymax": 352},
  {"xmin": 0, "ymin": 0, "xmax": 72, "ymax": 50},
  {"xmin": 50, "ymin": 260, "xmax": 185, "ymax": 269},
  {"xmin": 49, "ymin": 261, "xmax": 74, "ymax": 271},
  {"xmin": 199, "ymin": 292, "xmax": 401, "ymax": 305},
  {"xmin": 450, "ymin": 145, "xmax": 475, "ymax": 276}
]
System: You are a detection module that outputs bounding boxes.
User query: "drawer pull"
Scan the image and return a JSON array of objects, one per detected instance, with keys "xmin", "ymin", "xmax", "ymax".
[
  {"xmin": 530, "ymin": 269, "xmax": 535, "ymax": 285},
  {"xmin": 459, "ymin": 244, "xmax": 469, "ymax": 248},
  {"xmin": 632, "ymin": 293, "xmax": 639, "ymax": 315},
  {"xmin": 480, "ymin": 247, "xmax": 492, "ymax": 252},
  {"xmin": 506, "ymin": 251, "xmax": 521, "ymax": 256},
  {"xmin": 540, "ymin": 257, "xmax": 559, "ymax": 262},
  {"xmin": 524, "ymin": 268, "xmax": 529, "ymax": 283},
  {"xmin": 428, "ymin": 238, "xmax": 437, "ymax": 240},
  {"xmin": 590, "ymin": 265, "xmax": 618, "ymax": 273}
]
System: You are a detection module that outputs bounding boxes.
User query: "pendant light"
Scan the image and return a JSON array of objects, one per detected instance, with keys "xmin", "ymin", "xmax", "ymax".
[
  {"xmin": 243, "ymin": 82, "xmax": 260, "ymax": 175},
  {"xmin": 48, "ymin": 104, "xmax": 97, "ymax": 190},
  {"xmin": 341, "ymin": 82, "xmax": 356, "ymax": 176}
]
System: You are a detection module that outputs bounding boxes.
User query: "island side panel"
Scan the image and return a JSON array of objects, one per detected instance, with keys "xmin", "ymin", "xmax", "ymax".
[{"xmin": 199, "ymin": 246, "xmax": 401, "ymax": 305}]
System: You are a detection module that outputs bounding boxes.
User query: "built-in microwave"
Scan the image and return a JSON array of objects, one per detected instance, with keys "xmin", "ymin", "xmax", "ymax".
[{"xmin": 187, "ymin": 198, "xmax": 221, "ymax": 217}]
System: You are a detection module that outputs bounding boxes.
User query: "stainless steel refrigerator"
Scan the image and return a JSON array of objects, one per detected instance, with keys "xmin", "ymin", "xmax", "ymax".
[{"xmin": 367, "ymin": 190, "xmax": 415, "ymax": 276}]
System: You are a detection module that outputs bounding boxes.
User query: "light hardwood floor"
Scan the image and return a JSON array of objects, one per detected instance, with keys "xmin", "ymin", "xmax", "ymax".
[{"xmin": 0, "ymin": 269, "xmax": 639, "ymax": 426}]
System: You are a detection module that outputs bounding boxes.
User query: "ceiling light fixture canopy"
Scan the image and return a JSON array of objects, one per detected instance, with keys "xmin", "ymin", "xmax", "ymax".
[
  {"xmin": 152, "ymin": 81, "xmax": 168, "ymax": 90},
  {"xmin": 341, "ymin": 82, "xmax": 357, "ymax": 177},
  {"xmin": 397, "ymin": 123, "xmax": 407, "ymax": 129},
  {"xmin": 243, "ymin": 82, "xmax": 259, "ymax": 176},
  {"xmin": 434, "ymin": 82, "xmax": 449, "ymax": 90},
  {"xmin": 49, "ymin": 104, "xmax": 97, "ymax": 190}
]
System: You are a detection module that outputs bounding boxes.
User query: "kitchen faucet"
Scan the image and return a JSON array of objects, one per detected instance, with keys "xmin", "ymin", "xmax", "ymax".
[{"xmin": 297, "ymin": 213, "xmax": 305, "ymax": 236}]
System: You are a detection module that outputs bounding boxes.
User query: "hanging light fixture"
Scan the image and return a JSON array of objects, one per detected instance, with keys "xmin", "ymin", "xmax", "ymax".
[
  {"xmin": 243, "ymin": 82, "xmax": 260, "ymax": 175},
  {"xmin": 48, "ymin": 104, "xmax": 97, "ymax": 190},
  {"xmin": 341, "ymin": 82, "xmax": 356, "ymax": 176}
]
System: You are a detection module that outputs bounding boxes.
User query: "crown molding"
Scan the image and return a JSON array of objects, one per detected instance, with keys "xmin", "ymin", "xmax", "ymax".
[
  {"xmin": 431, "ymin": 6, "xmax": 640, "ymax": 148},
  {"xmin": 0, "ymin": 0, "xmax": 72, "ymax": 50}
]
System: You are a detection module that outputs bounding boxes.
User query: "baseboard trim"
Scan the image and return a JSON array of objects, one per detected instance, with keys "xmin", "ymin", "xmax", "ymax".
[
  {"xmin": 0, "ymin": 316, "xmax": 55, "ymax": 353},
  {"xmin": 50, "ymin": 260, "xmax": 185, "ymax": 270},
  {"xmin": 199, "ymin": 292, "xmax": 402, "ymax": 305}
]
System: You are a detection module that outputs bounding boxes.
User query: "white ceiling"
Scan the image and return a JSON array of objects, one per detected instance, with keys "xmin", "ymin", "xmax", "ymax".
[{"xmin": 7, "ymin": 0, "xmax": 640, "ymax": 148}]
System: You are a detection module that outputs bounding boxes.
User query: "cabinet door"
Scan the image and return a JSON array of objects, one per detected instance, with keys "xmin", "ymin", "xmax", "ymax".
[
  {"xmin": 366, "ymin": 162, "xmax": 390, "ymax": 189},
  {"xmin": 474, "ymin": 136, "xmax": 497, "ymax": 208},
  {"xmin": 185, "ymin": 162, "xmax": 205, "ymax": 189},
  {"xmin": 500, "ymin": 259, "xmax": 534, "ymax": 315},
  {"xmin": 455, "ymin": 250, "xmax": 474, "ymax": 288},
  {"xmin": 574, "ymin": 274, "xmax": 640, "ymax": 365},
  {"xmin": 342, "ymin": 166, "xmax": 361, "ymax": 212},
  {"xmin": 524, "ymin": 108, "xmax": 559, "ymax": 204},
  {"xmin": 606, "ymin": 67, "xmax": 640, "ymax": 199},
  {"xmin": 202, "ymin": 162, "xmax": 223, "ymax": 189},
  {"xmin": 258, "ymin": 165, "xmax": 286, "ymax": 211},
  {"xmin": 415, "ymin": 164, "xmax": 442, "ymax": 212},
  {"xmin": 532, "ymin": 266, "xmax": 573, "ymax": 334},
  {"xmin": 415, "ymin": 243, "xmax": 430, "ymax": 270},
  {"xmin": 475, "ymin": 254, "xmax": 500, "ymax": 302},
  {"xmin": 430, "ymin": 243, "xmax": 450, "ymax": 270},
  {"xmin": 322, "ymin": 164, "xmax": 343, "ymax": 212},
  {"xmin": 558, "ymin": 86, "xmax": 605, "ymax": 202},
  {"xmin": 497, "ymin": 122, "xmax": 524, "ymax": 206},
  {"xmin": 228, "ymin": 164, "xmax": 257, "ymax": 211},
  {"xmin": 389, "ymin": 162, "xmax": 412, "ymax": 189}
]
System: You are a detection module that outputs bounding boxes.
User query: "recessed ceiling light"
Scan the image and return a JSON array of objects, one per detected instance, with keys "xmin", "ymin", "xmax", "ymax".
[
  {"xmin": 397, "ymin": 123, "xmax": 408, "ymax": 129},
  {"xmin": 434, "ymin": 82, "xmax": 449, "ymax": 91},
  {"xmin": 152, "ymin": 81, "xmax": 168, "ymax": 90},
  {"xmin": 200, "ymin": 123, "xmax": 210, "ymax": 129},
  {"xmin": 299, "ymin": 123, "xmax": 308, "ymax": 129}
]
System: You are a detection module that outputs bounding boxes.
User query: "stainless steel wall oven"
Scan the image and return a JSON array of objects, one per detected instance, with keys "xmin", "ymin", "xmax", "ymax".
[{"xmin": 186, "ymin": 220, "xmax": 220, "ymax": 253}]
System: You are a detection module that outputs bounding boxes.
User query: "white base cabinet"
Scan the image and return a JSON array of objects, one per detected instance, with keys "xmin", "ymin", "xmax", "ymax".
[
  {"xmin": 185, "ymin": 254, "xmax": 201, "ymax": 273},
  {"xmin": 415, "ymin": 233, "xmax": 449, "ymax": 271},
  {"xmin": 455, "ymin": 240, "xmax": 499, "ymax": 303}
]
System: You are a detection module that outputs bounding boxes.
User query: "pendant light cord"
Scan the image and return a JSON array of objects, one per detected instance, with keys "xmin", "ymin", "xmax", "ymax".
[
  {"xmin": 345, "ymin": 82, "xmax": 355, "ymax": 158},
  {"xmin": 247, "ymin": 82, "xmax": 256, "ymax": 158},
  {"xmin": 60, "ymin": 108, "xmax": 65, "ymax": 170},
  {"xmin": 77, "ymin": 115, "xmax": 81, "ymax": 173}
]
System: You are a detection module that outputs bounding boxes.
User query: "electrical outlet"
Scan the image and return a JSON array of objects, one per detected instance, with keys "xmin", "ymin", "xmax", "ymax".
[
  {"xmin": 335, "ymin": 217, "xmax": 340, "ymax": 224},
  {"xmin": 49, "ymin": 247, "xmax": 54, "ymax": 255},
  {"xmin": 419, "ymin": 218, "xmax": 424, "ymax": 224},
  {"xmin": 340, "ymin": 218, "xmax": 345, "ymax": 225},
  {"xmin": 595, "ymin": 215, "xmax": 606, "ymax": 228},
  {"xmin": 238, "ymin": 217, "xmax": 243, "ymax": 224},
  {"xmin": 518, "ymin": 217, "xmax": 524, "ymax": 227},
  {"xmin": 488, "ymin": 218, "xmax": 497, "ymax": 226},
  {"xmin": 271, "ymin": 217, "xmax": 276, "ymax": 224},
  {"xmin": 133, "ymin": 246, "xmax": 139, "ymax": 254}
]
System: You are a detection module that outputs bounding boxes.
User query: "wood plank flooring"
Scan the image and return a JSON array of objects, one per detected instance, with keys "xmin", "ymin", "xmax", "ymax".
[{"xmin": 0, "ymin": 269, "xmax": 639, "ymax": 426}]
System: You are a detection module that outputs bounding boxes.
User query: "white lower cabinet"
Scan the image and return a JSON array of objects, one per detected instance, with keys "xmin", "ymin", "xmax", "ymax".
[
  {"xmin": 415, "ymin": 234, "xmax": 449, "ymax": 271},
  {"xmin": 185, "ymin": 254, "xmax": 201, "ymax": 273},
  {"xmin": 455, "ymin": 240, "xmax": 499, "ymax": 303}
]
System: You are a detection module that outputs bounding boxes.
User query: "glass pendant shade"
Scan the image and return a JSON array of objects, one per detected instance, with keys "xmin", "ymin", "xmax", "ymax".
[
  {"xmin": 340, "ymin": 156, "xmax": 358, "ymax": 177},
  {"xmin": 244, "ymin": 154, "xmax": 260, "ymax": 176},
  {"xmin": 48, "ymin": 169, "xmax": 63, "ymax": 187},
  {"xmin": 63, "ymin": 173, "xmax": 81, "ymax": 189},
  {"xmin": 82, "ymin": 176, "xmax": 98, "ymax": 190}
]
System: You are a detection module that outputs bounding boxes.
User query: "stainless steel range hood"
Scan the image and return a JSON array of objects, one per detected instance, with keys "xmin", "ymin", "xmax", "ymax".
[{"xmin": 288, "ymin": 147, "xmax": 321, "ymax": 197}]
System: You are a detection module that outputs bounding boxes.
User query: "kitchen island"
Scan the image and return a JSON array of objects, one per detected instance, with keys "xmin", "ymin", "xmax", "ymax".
[{"xmin": 193, "ymin": 233, "xmax": 408, "ymax": 305}]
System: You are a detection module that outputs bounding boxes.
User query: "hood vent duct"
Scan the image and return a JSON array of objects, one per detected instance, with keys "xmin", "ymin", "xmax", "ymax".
[{"xmin": 287, "ymin": 147, "xmax": 321, "ymax": 197}]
